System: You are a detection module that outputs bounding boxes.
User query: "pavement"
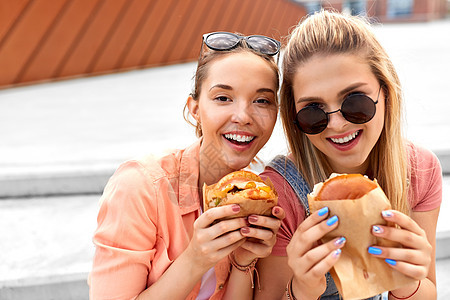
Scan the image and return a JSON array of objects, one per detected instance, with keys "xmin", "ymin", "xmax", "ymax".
[{"xmin": 0, "ymin": 19, "xmax": 450, "ymax": 299}]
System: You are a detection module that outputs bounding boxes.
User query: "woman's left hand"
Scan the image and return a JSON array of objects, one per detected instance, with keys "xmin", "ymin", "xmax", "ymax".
[
  {"xmin": 368, "ymin": 210, "xmax": 432, "ymax": 280},
  {"xmin": 232, "ymin": 206, "xmax": 285, "ymax": 265}
]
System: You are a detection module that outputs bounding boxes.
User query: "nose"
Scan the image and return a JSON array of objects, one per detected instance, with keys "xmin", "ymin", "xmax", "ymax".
[
  {"xmin": 231, "ymin": 101, "xmax": 253, "ymax": 125},
  {"xmin": 326, "ymin": 109, "xmax": 347, "ymax": 131}
]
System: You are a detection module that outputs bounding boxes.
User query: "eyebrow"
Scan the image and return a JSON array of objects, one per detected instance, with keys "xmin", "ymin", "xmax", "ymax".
[
  {"xmin": 209, "ymin": 84, "xmax": 232, "ymax": 91},
  {"xmin": 296, "ymin": 82, "xmax": 368, "ymax": 104},
  {"xmin": 209, "ymin": 84, "xmax": 275, "ymax": 95}
]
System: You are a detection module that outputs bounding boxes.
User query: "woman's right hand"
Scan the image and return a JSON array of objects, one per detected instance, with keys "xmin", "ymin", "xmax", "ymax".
[
  {"xmin": 286, "ymin": 207, "xmax": 346, "ymax": 299},
  {"xmin": 184, "ymin": 204, "xmax": 247, "ymax": 272}
]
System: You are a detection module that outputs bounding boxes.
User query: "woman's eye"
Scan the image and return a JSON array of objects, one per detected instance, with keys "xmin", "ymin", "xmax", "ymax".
[
  {"xmin": 305, "ymin": 102, "xmax": 323, "ymax": 109},
  {"xmin": 254, "ymin": 98, "xmax": 271, "ymax": 105},
  {"xmin": 214, "ymin": 96, "xmax": 231, "ymax": 102}
]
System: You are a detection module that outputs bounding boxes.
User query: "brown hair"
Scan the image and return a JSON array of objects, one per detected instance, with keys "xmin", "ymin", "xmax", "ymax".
[
  {"xmin": 184, "ymin": 37, "xmax": 280, "ymax": 137},
  {"xmin": 280, "ymin": 10, "xmax": 409, "ymax": 214}
]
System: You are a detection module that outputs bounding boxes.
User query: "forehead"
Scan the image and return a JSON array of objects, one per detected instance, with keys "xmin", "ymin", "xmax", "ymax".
[
  {"xmin": 293, "ymin": 53, "xmax": 375, "ymax": 94},
  {"xmin": 204, "ymin": 52, "xmax": 277, "ymax": 85}
]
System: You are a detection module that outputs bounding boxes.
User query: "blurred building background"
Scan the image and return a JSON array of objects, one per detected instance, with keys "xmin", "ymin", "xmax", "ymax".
[
  {"xmin": 297, "ymin": 0, "xmax": 448, "ymax": 21},
  {"xmin": 0, "ymin": 0, "xmax": 307, "ymax": 89},
  {"xmin": 1, "ymin": 0, "xmax": 448, "ymax": 89}
]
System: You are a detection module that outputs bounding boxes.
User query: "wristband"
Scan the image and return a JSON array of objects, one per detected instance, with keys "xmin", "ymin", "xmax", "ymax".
[
  {"xmin": 389, "ymin": 280, "xmax": 421, "ymax": 299},
  {"xmin": 285, "ymin": 277, "xmax": 298, "ymax": 300},
  {"xmin": 228, "ymin": 253, "xmax": 260, "ymax": 289}
]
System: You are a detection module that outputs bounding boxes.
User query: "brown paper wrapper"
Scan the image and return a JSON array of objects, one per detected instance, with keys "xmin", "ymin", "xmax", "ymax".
[{"xmin": 308, "ymin": 186, "xmax": 415, "ymax": 300}]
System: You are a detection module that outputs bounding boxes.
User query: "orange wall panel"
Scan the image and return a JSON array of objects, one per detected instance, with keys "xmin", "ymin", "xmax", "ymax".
[
  {"xmin": 0, "ymin": 0, "xmax": 67, "ymax": 86},
  {"xmin": 0, "ymin": 0, "xmax": 307, "ymax": 89}
]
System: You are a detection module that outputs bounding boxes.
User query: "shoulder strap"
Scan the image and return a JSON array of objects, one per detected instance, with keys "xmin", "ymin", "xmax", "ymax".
[{"xmin": 268, "ymin": 155, "xmax": 311, "ymax": 216}]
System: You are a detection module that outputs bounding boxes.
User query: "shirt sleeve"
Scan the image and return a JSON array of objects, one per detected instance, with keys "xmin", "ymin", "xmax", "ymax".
[
  {"xmin": 261, "ymin": 167, "xmax": 306, "ymax": 256},
  {"xmin": 409, "ymin": 144, "xmax": 443, "ymax": 212},
  {"xmin": 89, "ymin": 160, "xmax": 158, "ymax": 300}
]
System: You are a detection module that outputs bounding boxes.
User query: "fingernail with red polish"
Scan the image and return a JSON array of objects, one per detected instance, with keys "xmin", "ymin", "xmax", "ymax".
[
  {"xmin": 241, "ymin": 227, "xmax": 250, "ymax": 234},
  {"xmin": 274, "ymin": 207, "xmax": 280, "ymax": 215},
  {"xmin": 248, "ymin": 215, "xmax": 258, "ymax": 223},
  {"xmin": 232, "ymin": 205, "xmax": 240, "ymax": 212}
]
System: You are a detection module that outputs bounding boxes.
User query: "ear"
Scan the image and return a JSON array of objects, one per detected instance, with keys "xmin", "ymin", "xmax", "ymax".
[{"xmin": 187, "ymin": 94, "xmax": 200, "ymax": 123}]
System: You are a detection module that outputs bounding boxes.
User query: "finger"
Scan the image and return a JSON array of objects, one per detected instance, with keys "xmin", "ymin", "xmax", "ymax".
[
  {"xmin": 207, "ymin": 238, "xmax": 247, "ymax": 263},
  {"xmin": 384, "ymin": 258, "xmax": 429, "ymax": 280},
  {"xmin": 208, "ymin": 229, "xmax": 246, "ymax": 251},
  {"xmin": 290, "ymin": 237, "xmax": 346, "ymax": 277},
  {"xmin": 272, "ymin": 206, "xmax": 286, "ymax": 220},
  {"xmin": 248, "ymin": 215, "xmax": 281, "ymax": 232},
  {"xmin": 209, "ymin": 217, "xmax": 247, "ymax": 239},
  {"xmin": 297, "ymin": 207, "xmax": 330, "ymax": 233},
  {"xmin": 240, "ymin": 226, "xmax": 275, "ymax": 243},
  {"xmin": 195, "ymin": 204, "xmax": 242, "ymax": 228},
  {"xmin": 367, "ymin": 246, "xmax": 429, "ymax": 266},
  {"xmin": 290, "ymin": 208, "xmax": 336, "ymax": 254},
  {"xmin": 305, "ymin": 248, "xmax": 342, "ymax": 280},
  {"xmin": 297, "ymin": 215, "xmax": 340, "ymax": 253},
  {"xmin": 371, "ymin": 225, "xmax": 426, "ymax": 250},
  {"xmin": 381, "ymin": 210, "xmax": 426, "ymax": 237}
]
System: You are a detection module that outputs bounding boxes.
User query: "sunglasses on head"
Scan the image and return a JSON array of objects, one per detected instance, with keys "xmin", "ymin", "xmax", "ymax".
[
  {"xmin": 294, "ymin": 85, "xmax": 383, "ymax": 135},
  {"xmin": 202, "ymin": 32, "xmax": 281, "ymax": 57}
]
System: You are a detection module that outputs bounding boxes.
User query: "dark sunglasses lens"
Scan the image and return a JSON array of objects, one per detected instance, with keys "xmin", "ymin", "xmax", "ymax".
[
  {"xmin": 205, "ymin": 33, "xmax": 239, "ymax": 50},
  {"xmin": 341, "ymin": 94, "xmax": 376, "ymax": 124},
  {"xmin": 296, "ymin": 106, "xmax": 328, "ymax": 134},
  {"xmin": 246, "ymin": 36, "xmax": 279, "ymax": 55}
]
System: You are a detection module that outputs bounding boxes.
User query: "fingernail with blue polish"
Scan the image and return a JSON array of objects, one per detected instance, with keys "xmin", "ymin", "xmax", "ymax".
[
  {"xmin": 318, "ymin": 207, "xmax": 329, "ymax": 216},
  {"xmin": 372, "ymin": 225, "xmax": 384, "ymax": 234},
  {"xmin": 334, "ymin": 237, "xmax": 346, "ymax": 246},
  {"xmin": 332, "ymin": 249, "xmax": 342, "ymax": 258},
  {"xmin": 368, "ymin": 247, "xmax": 382, "ymax": 255},
  {"xmin": 385, "ymin": 259, "xmax": 397, "ymax": 266},
  {"xmin": 382, "ymin": 210, "xmax": 394, "ymax": 218},
  {"xmin": 326, "ymin": 215, "xmax": 338, "ymax": 226}
]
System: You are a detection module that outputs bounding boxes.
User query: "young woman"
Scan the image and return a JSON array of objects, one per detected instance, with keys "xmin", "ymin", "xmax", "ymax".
[
  {"xmin": 256, "ymin": 11, "xmax": 442, "ymax": 300},
  {"xmin": 88, "ymin": 32, "xmax": 285, "ymax": 300}
]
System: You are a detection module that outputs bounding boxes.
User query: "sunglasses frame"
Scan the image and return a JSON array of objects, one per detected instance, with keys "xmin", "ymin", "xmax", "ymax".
[
  {"xmin": 202, "ymin": 31, "xmax": 281, "ymax": 57},
  {"xmin": 294, "ymin": 85, "xmax": 382, "ymax": 135}
]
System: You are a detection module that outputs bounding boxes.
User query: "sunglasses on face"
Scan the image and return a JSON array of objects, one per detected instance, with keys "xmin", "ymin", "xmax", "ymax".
[
  {"xmin": 294, "ymin": 86, "xmax": 382, "ymax": 135},
  {"xmin": 202, "ymin": 32, "xmax": 281, "ymax": 56}
]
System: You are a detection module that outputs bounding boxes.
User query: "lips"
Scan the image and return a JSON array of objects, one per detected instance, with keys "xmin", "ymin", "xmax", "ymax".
[
  {"xmin": 330, "ymin": 130, "xmax": 360, "ymax": 144},
  {"xmin": 223, "ymin": 133, "xmax": 255, "ymax": 145},
  {"xmin": 327, "ymin": 130, "xmax": 361, "ymax": 150}
]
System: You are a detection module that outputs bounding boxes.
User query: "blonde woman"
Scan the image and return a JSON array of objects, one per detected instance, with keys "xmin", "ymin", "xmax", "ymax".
[{"xmin": 256, "ymin": 11, "xmax": 441, "ymax": 300}]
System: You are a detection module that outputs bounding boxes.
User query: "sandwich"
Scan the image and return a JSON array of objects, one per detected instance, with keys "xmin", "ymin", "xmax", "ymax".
[
  {"xmin": 307, "ymin": 173, "xmax": 414, "ymax": 299},
  {"xmin": 203, "ymin": 170, "xmax": 278, "ymax": 218}
]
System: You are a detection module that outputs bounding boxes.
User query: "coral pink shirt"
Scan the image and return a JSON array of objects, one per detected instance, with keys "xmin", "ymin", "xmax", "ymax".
[
  {"xmin": 88, "ymin": 139, "xmax": 230, "ymax": 300},
  {"xmin": 262, "ymin": 142, "xmax": 443, "ymax": 256}
]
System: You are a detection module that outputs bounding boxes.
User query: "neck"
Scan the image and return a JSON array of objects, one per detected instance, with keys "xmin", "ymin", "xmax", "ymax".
[{"xmin": 197, "ymin": 148, "xmax": 234, "ymax": 209}]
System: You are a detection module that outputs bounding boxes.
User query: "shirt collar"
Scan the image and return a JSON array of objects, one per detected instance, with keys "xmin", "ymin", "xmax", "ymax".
[{"xmin": 178, "ymin": 138, "xmax": 202, "ymax": 215}]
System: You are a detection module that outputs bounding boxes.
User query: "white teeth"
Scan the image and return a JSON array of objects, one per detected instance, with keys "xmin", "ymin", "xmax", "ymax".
[
  {"xmin": 224, "ymin": 133, "xmax": 255, "ymax": 143},
  {"xmin": 330, "ymin": 131, "xmax": 359, "ymax": 144}
]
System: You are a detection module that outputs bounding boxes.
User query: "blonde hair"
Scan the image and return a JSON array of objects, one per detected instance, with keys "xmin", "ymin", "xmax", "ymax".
[{"xmin": 280, "ymin": 10, "xmax": 410, "ymax": 214}]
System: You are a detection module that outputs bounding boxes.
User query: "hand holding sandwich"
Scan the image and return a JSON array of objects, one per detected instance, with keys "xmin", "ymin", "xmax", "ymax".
[
  {"xmin": 287, "ymin": 174, "xmax": 432, "ymax": 299},
  {"xmin": 184, "ymin": 170, "xmax": 285, "ymax": 275}
]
